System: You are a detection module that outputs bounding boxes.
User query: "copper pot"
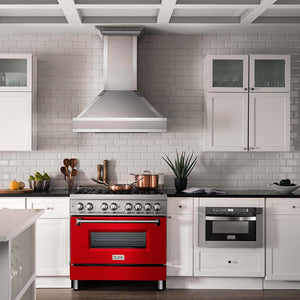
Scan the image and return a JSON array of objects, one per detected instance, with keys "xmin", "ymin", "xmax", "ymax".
[
  {"xmin": 91, "ymin": 177, "xmax": 144, "ymax": 192},
  {"xmin": 131, "ymin": 171, "xmax": 161, "ymax": 189}
]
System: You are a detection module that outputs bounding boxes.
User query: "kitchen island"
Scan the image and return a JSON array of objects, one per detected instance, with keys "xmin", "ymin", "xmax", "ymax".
[{"xmin": 0, "ymin": 209, "xmax": 44, "ymax": 300}]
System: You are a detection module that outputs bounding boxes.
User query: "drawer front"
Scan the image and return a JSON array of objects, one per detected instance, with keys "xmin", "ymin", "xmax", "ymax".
[
  {"xmin": 167, "ymin": 197, "xmax": 193, "ymax": 215},
  {"xmin": 267, "ymin": 198, "xmax": 300, "ymax": 215},
  {"xmin": 195, "ymin": 248, "xmax": 264, "ymax": 277},
  {"xmin": 0, "ymin": 197, "xmax": 26, "ymax": 209},
  {"xmin": 27, "ymin": 197, "xmax": 69, "ymax": 219}
]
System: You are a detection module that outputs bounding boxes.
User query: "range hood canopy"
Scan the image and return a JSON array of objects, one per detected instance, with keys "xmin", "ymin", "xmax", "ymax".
[{"xmin": 73, "ymin": 26, "xmax": 167, "ymax": 133}]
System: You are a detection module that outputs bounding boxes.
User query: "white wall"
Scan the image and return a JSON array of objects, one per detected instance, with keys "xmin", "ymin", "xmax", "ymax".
[{"xmin": 0, "ymin": 33, "xmax": 299, "ymax": 190}]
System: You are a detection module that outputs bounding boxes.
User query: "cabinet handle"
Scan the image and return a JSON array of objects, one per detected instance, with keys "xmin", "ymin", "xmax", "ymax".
[
  {"xmin": 244, "ymin": 88, "xmax": 248, "ymax": 91},
  {"xmin": 228, "ymin": 260, "xmax": 232, "ymax": 264},
  {"xmin": 179, "ymin": 205, "xmax": 182, "ymax": 208},
  {"xmin": 167, "ymin": 216, "xmax": 172, "ymax": 219},
  {"xmin": 250, "ymin": 147, "xmax": 255, "ymax": 150},
  {"xmin": 251, "ymin": 88, "xmax": 254, "ymax": 91},
  {"xmin": 243, "ymin": 147, "xmax": 247, "ymax": 151},
  {"xmin": 46, "ymin": 207, "xmax": 54, "ymax": 210}
]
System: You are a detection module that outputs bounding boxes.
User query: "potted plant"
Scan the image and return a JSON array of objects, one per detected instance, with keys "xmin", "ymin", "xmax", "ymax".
[{"xmin": 162, "ymin": 151, "xmax": 198, "ymax": 192}]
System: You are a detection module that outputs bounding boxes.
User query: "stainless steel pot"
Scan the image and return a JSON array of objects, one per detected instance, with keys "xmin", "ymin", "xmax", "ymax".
[{"xmin": 131, "ymin": 171, "xmax": 162, "ymax": 189}]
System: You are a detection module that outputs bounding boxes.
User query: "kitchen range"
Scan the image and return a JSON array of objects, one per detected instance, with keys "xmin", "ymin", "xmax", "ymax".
[{"xmin": 70, "ymin": 187, "xmax": 167, "ymax": 291}]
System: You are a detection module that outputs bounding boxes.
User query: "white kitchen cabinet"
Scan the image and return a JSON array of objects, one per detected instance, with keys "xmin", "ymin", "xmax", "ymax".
[
  {"xmin": 167, "ymin": 197, "xmax": 193, "ymax": 276},
  {"xmin": 249, "ymin": 55, "xmax": 290, "ymax": 93},
  {"xmin": 205, "ymin": 55, "xmax": 249, "ymax": 93},
  {"xmin": 204, "ymin": 93, "xmax": 248, "ymax": 151},
  {"xmin": 0, "ymin": 53, "xmax": 37, "ymax": 151},
  {"xmin": 266, "ymin": 198, "xmax": 300, "ymax": 281},
  {"xmin": 0, "ymin": 197, "xmax": 26, "ymax": 209},
  {"xmin": 249, "ymin": 93, "xmax": 290, "ymax": 152},
  {"xmin": 26, "ymin": 197, "xmax": 70, "ymax": 281}
]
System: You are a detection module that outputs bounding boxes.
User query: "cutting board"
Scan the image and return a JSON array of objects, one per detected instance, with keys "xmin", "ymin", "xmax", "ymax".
[{"xmin": 0, "ymin": 188, "xmax": 34, "ymax": 194}]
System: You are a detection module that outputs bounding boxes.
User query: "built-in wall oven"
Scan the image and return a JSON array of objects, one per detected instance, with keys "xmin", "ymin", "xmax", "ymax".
[{"xmin": 199, "ymin": 206, "xmax": 263, "ymax": 248}]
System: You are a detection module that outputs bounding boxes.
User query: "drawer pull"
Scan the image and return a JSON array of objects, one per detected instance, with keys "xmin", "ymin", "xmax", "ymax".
[
  {"xmin": 293, "ymin": 206, "xmax": 296, "ymax": 209},
  {"xmin": 167, "ymin": 216, "xmax": 172, "ymax": 219},
  {"xmin": 46, "ymin": 207, "xmax": 54, "ymax": 210},
  {"xmin": 179, "ymin": 205, "xmax": 182, "ymax": 208},
  {"xmin": 228, "ymin": 260, "xmax": 231, "ymax": 264}
]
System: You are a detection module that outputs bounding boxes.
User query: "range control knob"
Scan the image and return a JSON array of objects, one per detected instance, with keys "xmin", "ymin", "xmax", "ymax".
[
  {"xmin": 153, "ymin": 203, "xmax": 161, "ymax": 211},
  {"xmin": 86, "ymin": 203, "xmax": 93, "ymax": 211},
  {"xmin": 125, "ymin": 203, "xmax": 133, "ymax": 211},
  {"xmin": 144, "ymin": 203, "xmax": 152, "ymax": 211},
  {"xmin": 110, "ymin": 203, "xmax": 118, "ymax": 211},
  {"xmin": 77, "ymin": 203, "xmax": 84, "ymax": 210},
  {"xmin": 101, "ymin": 203, "xmax": 108, "ymax": 211},
  {"xmin": 135, "ymin": 203, "xmax": 142, "ymax": 211}
]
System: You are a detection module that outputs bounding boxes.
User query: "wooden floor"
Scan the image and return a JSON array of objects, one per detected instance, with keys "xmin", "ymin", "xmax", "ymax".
[{"xmin": 36, "ymin": 282, "xmax": 300, "ymax": 300}]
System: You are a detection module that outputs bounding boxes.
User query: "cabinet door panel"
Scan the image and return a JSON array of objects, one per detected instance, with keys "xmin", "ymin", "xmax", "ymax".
[
  {"xmin": 266, "ymin": 214, "xmax": 300, "ymax": 281},
  {"xmin": 167, "ymin": 214, "xmax": 193, "ymax": 276},
  {"xmin": 205, "ymin": 93, "xmax": 248, "ymax": 151},
  {"xmin": 0, "ymin": 92, "xmax": 32, "ymax": 151},
  {"xmin": 206, "ymin": 55, "xmax": 248, "ymax": 93},
  {"xmin": 35, "ymin": 219, "xmax": 69, "ymax": 276},
  {"xmin": 249, "ymin": 55, "xmax": 290, "ymax": 93},
  {"xmin": 249, "ymin": 93, "xmax": 289, "ymax": 151},
  {"xmin": 0, "ymin": 198, "xmax": 25, "ymax": 209}
]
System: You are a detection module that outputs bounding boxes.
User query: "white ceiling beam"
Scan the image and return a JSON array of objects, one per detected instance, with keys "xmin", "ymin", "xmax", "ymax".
[
  {"xmin": 0, "ymin": 4, "xmax": 59, "ymax": 9},
  {"xmin": 75, "ymin": 4, "xmax": 160, "ymax": 9},
  {"xmin": 57, "ymin": 0, "xmax": 82, "ymax": 24},
  {"xmin": 175, "ymin": 4, "xmax": 260, "ymax": 9},
  {"xmin": 157, "ymin": 0, "xmax": 176, "ymax": 24},
  {"xmin": 240, "ymin": 0, "xmax": 278, "ymax": 24}
]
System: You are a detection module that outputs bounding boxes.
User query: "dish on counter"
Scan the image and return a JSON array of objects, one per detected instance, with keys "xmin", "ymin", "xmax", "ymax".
[{"xmin": 267, "ymin": 179, "xmax": 300, "ymax": 193}]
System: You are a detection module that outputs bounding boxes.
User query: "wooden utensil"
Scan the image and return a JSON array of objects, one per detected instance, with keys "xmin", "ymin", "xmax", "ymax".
[
  {"xmin": 60, "ymin": 166, "xmax": 68, "ymax": 176},
  {"xmin": 70, "ymin": 158, "xmax": 78, "ymax": 169},
  {"xmin": 103, "ymin": 160, "xmax": 108, "ymax": 184},
  {"xmin": 0, "ymin": 188, "xmax": 34, "ymax": 194},
  {"xmin": 71, "ymin": 168, "xmax": 78, "ymax": 177},
  {"xmin": 63, "ymin": 159, "xmax": 70, "ymax": 174}
]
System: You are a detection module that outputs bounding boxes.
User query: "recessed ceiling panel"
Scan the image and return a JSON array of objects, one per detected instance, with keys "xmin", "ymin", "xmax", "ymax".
[
  {"xmin": 176, "ymin": 0, "xmax": 260, "ymax": 4},
  {"xmin": 173, "ymin": 8, "xmax": 248, "ymax": 17},
  {"xmin": 0, "ymin": 9, "xmax": 64, "ymax": 17},
  {"xmin": 82, "ymin": 16, "xmax": 157, "ymax": 23},
  {"xmin": 75, "ymin": 0, "xmax": 161, "ymax": 4},
  {"xmin": 0, "ymin": 0, "xmax": 58, "ymax": 4},
  {"xmin": 261, "ymin": 8, "xmax": 300, "ymax": 16},
  {"xmin": 80, "ymin": 8, "xmax": 158, "ymax": 17},
  {"xmin": 274, "ymin": 0, "xmax": 300, "ymax": 4}
]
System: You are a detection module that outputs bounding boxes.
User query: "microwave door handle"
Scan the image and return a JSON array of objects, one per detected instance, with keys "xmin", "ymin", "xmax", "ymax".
[
  {"xmin": 205, "ymin": 216, "xmax": 257, "ymax": 221},
  {"xmin": 76, "ymin": 219, "xmax": 161, "ymax": 226}
]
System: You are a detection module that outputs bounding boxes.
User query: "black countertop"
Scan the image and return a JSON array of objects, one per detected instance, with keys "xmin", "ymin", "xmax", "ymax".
[
  {"xmin": 165, "ymin": 189, "xmax": 300, "ymax": 198},
  {"xmin": 0, "ymin": 189, "xmax": 70, "ymax": 197}
]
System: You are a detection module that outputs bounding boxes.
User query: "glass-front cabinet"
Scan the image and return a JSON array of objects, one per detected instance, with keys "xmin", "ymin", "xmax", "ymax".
[
  {"xmin": 206, "ymin": 55, "xmax": 249, "ymax": 93},
  {"xmin": 250, "ymin": 55, "xmax": 290, "ymax": 93},
  {"xmin": 0, "ymin": 54, "xmax": 32, "ymax": 91}
]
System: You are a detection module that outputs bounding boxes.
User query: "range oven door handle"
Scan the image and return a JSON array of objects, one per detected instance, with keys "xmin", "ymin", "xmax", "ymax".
[
  {"xmin": 205, "ymin": 216, "xmax": 256, "ymax": 221},
  {"xmin": 76, "ymin": 219, "xmax": 161, "ymax": 226}
]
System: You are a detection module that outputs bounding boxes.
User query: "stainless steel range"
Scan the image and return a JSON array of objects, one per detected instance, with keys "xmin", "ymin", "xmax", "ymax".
[{"xmin": 70, "ymin": 188, "xmax": 167, "ymax": 291}]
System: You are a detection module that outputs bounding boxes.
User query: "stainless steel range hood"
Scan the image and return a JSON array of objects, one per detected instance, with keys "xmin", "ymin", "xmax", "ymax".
[{"xmin": 73, "ymin": 27, "xmax": 167, "ymax": 133}]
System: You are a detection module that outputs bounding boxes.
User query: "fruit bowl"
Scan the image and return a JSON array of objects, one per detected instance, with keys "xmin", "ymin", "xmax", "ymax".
[
  {"xmin": 267, "ymin": 183, "xmax": 300, "ymax": 194},
  {"xmin": 29, "ymin": 180, "xmax": 51, "ymax": 192}
]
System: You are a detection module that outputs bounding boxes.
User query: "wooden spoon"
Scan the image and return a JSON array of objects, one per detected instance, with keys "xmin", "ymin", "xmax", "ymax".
[
  {"xmin": 63, "ymin": 159, "xmax": 70, "ymax": 174},
  {"xmin": 70, "ymin": 158, "xmax": 77, "ymax": 169},
  {"xmin": 60, "ymin": 166, "xmax": 68, "ymax": 176},
  {"xmin": 71, "ymin": 168, "xmax": 78, "ymax": 177}
]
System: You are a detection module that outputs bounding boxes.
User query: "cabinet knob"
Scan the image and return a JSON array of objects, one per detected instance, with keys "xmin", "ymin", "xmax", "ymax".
[
  {"xmin": 251, "ymin": 88, "xmax": 254, "ymax": 91},
  {"xmin": 179, "ymin": 205, "xmax": 182, "ymax": 208},
  {"xmin": 243, "ymin": 147, "xmax": 247, "ymax": 151},
  {"xmin": 244, "ymin": 88, "xmax": 248, "ymax": 91},
  {"xmin": 46, "ymin": 207, "xmax": 54, "ymax": 210},
  {"xmin": 250, "ymin": 147, "xmax": 255, "ymax": 150},
  {"xmin": 167, "ymin": 216, "xmax": 172, "ymax": 219},
  {"xmin": 228, "ymin": 260, "xmax": 232, "ymax": 264},
  {"xmin": 293, "ymin": 206, "xmax": 296, "ymax": 209}
]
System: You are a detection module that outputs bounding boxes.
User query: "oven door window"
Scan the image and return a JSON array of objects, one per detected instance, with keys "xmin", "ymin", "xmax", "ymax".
[
  {"xmin": 206, "ymin": 220, "xmax": 256, "ymax": 241},
  {"xmin": 90, "ymin": 232, "xmax": 146, "ymax": 249}
]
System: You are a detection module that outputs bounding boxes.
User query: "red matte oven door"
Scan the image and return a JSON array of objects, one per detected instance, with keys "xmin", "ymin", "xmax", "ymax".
[{"xmin": 70, "ymin": 216, "xmax": 166, "ymax": 265}]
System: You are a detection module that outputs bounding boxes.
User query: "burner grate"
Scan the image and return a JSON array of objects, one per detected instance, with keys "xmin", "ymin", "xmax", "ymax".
[{"xmin": 74, "ymin": 188, "xmax": 164, "ymax": 195}]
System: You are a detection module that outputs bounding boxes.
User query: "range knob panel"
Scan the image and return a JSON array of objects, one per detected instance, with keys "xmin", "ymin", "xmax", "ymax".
[
  {"xmin": 125, "ymin": 203, "xmax": 133, "ymax": 211},
  {"xmin": 153, "ymin": 203, "xmax": 161, "ymax": 211},
  {"xmin": 134, "ymin": 203, "xmax": 142, "ymax": 211},
  {"xmin": 77, "ymin": 203, "xmax": 84, "ymax": 210},
  {"xmin": 101, "ymin": 203, "xmax": 108, "ymax": 211},
  {"xmin": 144, "ymin": 203, "xmax": 152, "ymax": 211},
  {"xmin": 86, "ymin": 202, "xmax": 93, "ymax": 211},
  {"xmin": 110, "ymin": 203, "xmax": 118, "ymax": 211}
]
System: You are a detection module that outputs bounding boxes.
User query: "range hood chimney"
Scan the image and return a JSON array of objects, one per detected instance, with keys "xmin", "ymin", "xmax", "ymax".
[{"xmin": 73, "ymin": 26, "xmax": 167, "ymax": 133}]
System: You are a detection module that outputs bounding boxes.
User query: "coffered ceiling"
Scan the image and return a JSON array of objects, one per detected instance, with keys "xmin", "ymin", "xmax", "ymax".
[{"xmin": 0, "ymin": 0, "xmax": 300, "ymax": 34}]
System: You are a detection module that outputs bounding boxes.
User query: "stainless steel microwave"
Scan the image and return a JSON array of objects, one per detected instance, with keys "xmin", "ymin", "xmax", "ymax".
[{"xmin": 198, "ymin": 207, "xmax": 263, "ymax": 248}]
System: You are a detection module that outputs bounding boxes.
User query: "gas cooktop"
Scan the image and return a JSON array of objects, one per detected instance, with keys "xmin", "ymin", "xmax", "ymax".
[{"xmin": 74, "ymin": 187, "xmax": 164, "ymax": 195}]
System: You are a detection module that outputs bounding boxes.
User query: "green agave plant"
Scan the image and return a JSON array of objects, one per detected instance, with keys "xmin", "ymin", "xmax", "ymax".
[{"xmin": 162, "ymin": 151, "xmax": 198, "ymax": 179}]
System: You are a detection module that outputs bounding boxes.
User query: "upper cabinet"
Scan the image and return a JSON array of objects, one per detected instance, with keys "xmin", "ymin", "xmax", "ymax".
[
  {"xmin": 0, "ymin": 54, "xmax": 37, "ymax": 151},
  {"xmin": 0, "ymin": 54, "xmax": 33, "ymax": 92},
  {"xmin": 205, "ymin": 55, "xmax": 249, "ymax": 93},
  {"xmin": 249, "ymin": 55, "xmax": 290, "ymax": 93},
  {"xmin": 205, "ymin": 55, "xmax": 290, "ymax": 94}
]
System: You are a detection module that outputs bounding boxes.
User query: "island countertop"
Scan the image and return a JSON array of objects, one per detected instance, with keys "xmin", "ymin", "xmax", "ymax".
[{"xmin": 0, "ymin": 209, "xmax": 44, "ymax": 242}]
